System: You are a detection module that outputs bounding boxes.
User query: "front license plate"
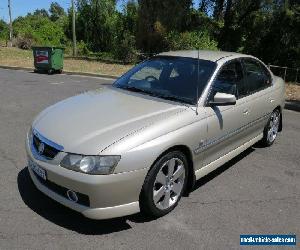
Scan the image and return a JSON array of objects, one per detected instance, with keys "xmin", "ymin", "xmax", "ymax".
[{"xmin": 28, "ymin": 160, "xmax": 47, "ymax": 180}]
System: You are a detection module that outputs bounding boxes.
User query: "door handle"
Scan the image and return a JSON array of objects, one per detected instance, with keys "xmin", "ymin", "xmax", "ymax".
[
  {"xmin": 269, "ymin": 99, "xmax": 275, "ymax": 103},
  {"xmin": 243, "ymin": 109, "xmax": 249, "ymax": 115}
]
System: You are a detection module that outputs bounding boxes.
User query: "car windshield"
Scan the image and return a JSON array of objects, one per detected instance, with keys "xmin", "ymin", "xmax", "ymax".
[{"xmin": 114, "ymin": 56, "xmax": 216, "ymax": 105}]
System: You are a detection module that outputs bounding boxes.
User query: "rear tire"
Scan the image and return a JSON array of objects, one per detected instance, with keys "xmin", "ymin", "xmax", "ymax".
[
  {"xmin": 261, "ymin": 109, "xmax": 281, "ymax": 147},
  {"xmin": 140, "ymin": 151, "xmax": 188, "ymax": 218}
]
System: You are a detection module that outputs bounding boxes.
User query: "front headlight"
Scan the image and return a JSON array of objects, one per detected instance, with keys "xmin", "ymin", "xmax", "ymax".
[{"xmin": 60, "ymin": 154, "xmax": 121, "ymax": 175}]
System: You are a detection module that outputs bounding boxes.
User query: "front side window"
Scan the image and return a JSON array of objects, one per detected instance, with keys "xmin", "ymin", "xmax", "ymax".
[
  {"xmin": 209, "ymin": 60, "xmax": 244, "ymax": 100},
  {"xmin": 114, "ymin": 56, "xmax": 216, "ymax": 104},
  {"xmin": 242, "ymin": 59, "xmax": 271, "ymax": 95}
]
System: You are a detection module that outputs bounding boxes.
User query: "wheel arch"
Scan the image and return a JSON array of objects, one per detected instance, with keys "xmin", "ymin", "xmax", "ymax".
[{"xmin": 145, "ymin": 144, "xmax": 196, "ymax": 193}]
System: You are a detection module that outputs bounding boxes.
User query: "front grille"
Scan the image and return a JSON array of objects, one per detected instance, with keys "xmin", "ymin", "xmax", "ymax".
[
  {"xmin": 32, "ymin": 171, "xmax": 90, "ymax": 207},
  {"xmin": 33, "ymin": 134, "xmax": 59, "ymax": 159}
]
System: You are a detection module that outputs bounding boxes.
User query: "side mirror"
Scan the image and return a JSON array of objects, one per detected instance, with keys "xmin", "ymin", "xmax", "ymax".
[{"xmin": 209, "ymin": 92, "xmax": 236, "ymax": 106}]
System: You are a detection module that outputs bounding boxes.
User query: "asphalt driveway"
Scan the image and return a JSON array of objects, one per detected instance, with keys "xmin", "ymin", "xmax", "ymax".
[{"xmin": 0, "ymin": 68, "xmax": 299, "ymax": 249}]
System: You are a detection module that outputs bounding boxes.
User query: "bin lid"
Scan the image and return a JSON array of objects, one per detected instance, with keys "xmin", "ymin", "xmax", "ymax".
[{"xmin": 32, "ymin": 46, "xmax": 65, "ymax": 50}]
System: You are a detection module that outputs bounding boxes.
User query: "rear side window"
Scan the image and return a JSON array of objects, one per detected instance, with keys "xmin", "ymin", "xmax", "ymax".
[
  {"xmin": 260, "ymin": 63, "xmax": 272, "ymax": 86},
  {"xmin": 210, "ymin": 60, "xmax": 244, "ymax": 99},
  {"xmin": 242, "ymin": 59, "xmax": 271, "ymax": 95}
]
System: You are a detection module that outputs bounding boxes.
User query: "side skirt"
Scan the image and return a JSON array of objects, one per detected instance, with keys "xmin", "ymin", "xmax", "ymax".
[{"xmin": 195, "ymin": 133, "xmax": 263, "ymax": 181}]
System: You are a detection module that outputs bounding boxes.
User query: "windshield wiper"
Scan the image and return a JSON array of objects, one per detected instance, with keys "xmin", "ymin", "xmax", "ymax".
[
  {"xmin": 117, "ymin": 85, "xmax": 146, "ymax": 93},
  {"xmin": 154, "ymin": 93, "xmax": 195, "ymax": 105},
  {"xmin": 118, "ymin": 85, "xmax": 160, "ymax": 96}
]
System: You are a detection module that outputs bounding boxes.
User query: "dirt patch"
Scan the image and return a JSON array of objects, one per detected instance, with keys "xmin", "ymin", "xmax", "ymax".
[{"xmin": 286, "ymin": 84, "xmax": 300, "ymax": 101}]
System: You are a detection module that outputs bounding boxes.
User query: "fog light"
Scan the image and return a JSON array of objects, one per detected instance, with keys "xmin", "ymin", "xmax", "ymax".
[{"xmin": 67, "ymin": 190, "xmax": 78, "ymax": 203}]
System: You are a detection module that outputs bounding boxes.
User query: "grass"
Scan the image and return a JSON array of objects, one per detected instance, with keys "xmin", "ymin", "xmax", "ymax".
[
  {"xmin": 0, "ymin": 47, "xmax": 32, "ymax": 68},
  {"xmin": 0, "ymin": 47, "xmax": 132, "ymax": 76},
  {"xmin": 0, "ymin": 46, "xmax": 299, "ymax": 100}
]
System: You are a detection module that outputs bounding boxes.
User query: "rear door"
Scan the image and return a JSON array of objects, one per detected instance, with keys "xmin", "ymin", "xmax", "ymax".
[
  {"xmin": 240, "ymin": 58, "xmax": 273, "ymax": 139},
  {"xmin": 202, "ymin": 59, "xmax": 252, "ymax": 166}
]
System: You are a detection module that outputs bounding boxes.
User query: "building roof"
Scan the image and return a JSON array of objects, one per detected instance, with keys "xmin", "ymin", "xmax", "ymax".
[{"xmin": 158, "ymin": 50, "xmax": 250, "ymax": 62}]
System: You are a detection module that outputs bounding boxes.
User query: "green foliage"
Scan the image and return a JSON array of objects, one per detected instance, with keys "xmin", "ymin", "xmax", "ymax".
[
  {"xmin": 77, "ymin": 40, "xmax": 90, "ymax": 55},
  {"xmin": 166, "ymin": 31, "xmax": 218, "ymax": 51},
  {"xmin": 0, "ymin": 20, "xmax": 9, "ymax": 41},
  {"xmin": 107, "ymin": 1, "xmax": 139, "ymax": 62},
  {"xmin": 208, "ymin": 0, "xmax": 300, "ymax": 68},
  {"xmin": 33, "ymin": 9, "xmax": 49, "ymax": 18},
  {"xmin": 138, "ymin": 0, "xmax": 192, "ymax": 32},
  {"xmin": 76, "ymin": 0, "xmax": 118, "ymax": 51},
  {"xmin": 123, "ymin": 0, "xmax": 138, "ymax": 35},
  {"xmin": 4, "ymin": 0, "xmax": 299, "ymax": 66},
  {"xmin": 13, "ymin": 15, "xmax": 66, "ymax": 48},
  {"xmin": 49, "ymin": 2, "xmax": 66, "ymax": 21},
  {"xmin": 242, "ymin": 5, "xmax": 300, "ymax": 68},
  {"xmin": 112, "ymin": 31, "xmax": 138, "ymax": 63},
  {"xmin": 137, "ymin": 0, "xmax": 193, "ymax": 52}
]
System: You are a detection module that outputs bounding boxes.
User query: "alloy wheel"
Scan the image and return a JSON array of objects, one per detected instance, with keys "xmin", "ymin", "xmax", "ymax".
[
  {"xmin": 153, "ymin": 158, "xmax": 185, "ymax": 210},
  {"xmin": 267, "ymin": 110, "xmax": 280, "ymax": 143}
]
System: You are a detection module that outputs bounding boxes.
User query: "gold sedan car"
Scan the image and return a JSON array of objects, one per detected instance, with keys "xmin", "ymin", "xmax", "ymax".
[{"xmin": 26, "ymin": 50, "xmax": 285, "ymax": 219}]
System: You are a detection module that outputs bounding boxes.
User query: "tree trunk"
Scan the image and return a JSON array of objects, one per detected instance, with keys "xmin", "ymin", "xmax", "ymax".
[
  {"xmin": 213, "ymin": 0, "xmax": 225, "ymax": 20},
  {"xmin": 219, "ymin": 0, "xmax": 232, "ymax": 50}
]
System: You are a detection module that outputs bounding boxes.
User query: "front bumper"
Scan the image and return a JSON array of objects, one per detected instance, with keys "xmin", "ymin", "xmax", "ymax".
[{"xmin": 26, "ymin": 134, "xmax": 148, "ymax": 220}]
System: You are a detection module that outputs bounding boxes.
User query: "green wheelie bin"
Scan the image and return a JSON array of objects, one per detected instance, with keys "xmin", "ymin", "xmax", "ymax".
[{"xmin": 32, "ymin": 47, "xmax": 64, "ymax": 74}]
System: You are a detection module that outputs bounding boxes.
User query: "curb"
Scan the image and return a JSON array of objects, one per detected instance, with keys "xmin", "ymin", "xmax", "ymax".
[
  {"xmin": 0, "ymin": 65, "xmax": 32, "ymax": 72},
  {"xmin": 285, "ymin": 101, "xmax": 300, "ymax": 112},
  {"xmin": 0, "ymin": 65, "xmax": 119, "ymax": 80},
  {"xmin": 63, "ymin": 70, "xmax": 119, "ymax": 79}
]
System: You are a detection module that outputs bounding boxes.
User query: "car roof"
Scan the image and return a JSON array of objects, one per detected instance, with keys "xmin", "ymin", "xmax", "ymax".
[{"xmin": 158, "ymin": 50, "xmax": 252, "ymax": 62}]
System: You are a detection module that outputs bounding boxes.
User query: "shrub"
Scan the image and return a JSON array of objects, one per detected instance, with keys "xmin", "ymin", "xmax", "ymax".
[
  {"xmin": 0, "ymin": 20, "xmax": 9, "ymax": 42},
  {"xmin": 166, "ymin": 31, "xmax": 218, "ymax": 51},
  {"xmin": 14, "ymin": 34, "xmax": 34, "ymax": 49},
  {"xmin": 112, "ymin": 32, "xmax": 138, "ymax": 63},
  {"xmin": 13, "ymin": 15, "xmax": 66, "ymax": 47},
  {"xmin": 77, "ymin": 40, "xmax": 90, "ymax": 56}
]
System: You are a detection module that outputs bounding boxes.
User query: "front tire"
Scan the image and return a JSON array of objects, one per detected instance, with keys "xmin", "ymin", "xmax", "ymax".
[
  {"xmin": 261, "ymin": 109, "xmax": 281, "ymax": 146},
  {"xmin": 140, "ymin": 151, "xmax": 188, "ymax": 218}
]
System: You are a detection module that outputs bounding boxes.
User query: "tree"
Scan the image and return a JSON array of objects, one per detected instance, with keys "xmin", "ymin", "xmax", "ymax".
[
  {"xmin": 49, "ymin": 2, "xmax": 66, "ymax": 21},
  {"xmin": 123, "ymin": 0, "xmax": 138, "ymax": 35},
  {"xmin": 137, "ymin": 0, "xmax": 193, "ymax": 52},
  {"xmin": 0, "ymin": 19, "xmax": 9, "ymax": 42},
  {"xmin": 33, "ymin": 9, "xmax": 49, "ymax": 18},
  {"xmin": 218, "ymin": 0, "xmax": 263, "ymax": 51},
  {"xmin": 76, "ymin": 0, "xmax": 117, "ymax": 51},
  {"xmin": 13, "ymin": 14, "xmax": 66, "ymax": 47},
  {"xmin": 213, "ymin": 0, "xmax": 225, "ymax": 20},
  {"xmin": 6, "ymin": 0, "xmax": 298, "ymax": 67},
  {"xmin": 199, "ymin": 0, "xmax": 209, "ymax": 14},
  {"xmin": 242, "ymin": 2, "xmax": 300, "ymax": 68}
]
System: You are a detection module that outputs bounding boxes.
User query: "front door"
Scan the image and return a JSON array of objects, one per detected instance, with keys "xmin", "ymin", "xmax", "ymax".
[{"xmin": 202, "ymin": 59, "xmax": 252, "ymax": 167}]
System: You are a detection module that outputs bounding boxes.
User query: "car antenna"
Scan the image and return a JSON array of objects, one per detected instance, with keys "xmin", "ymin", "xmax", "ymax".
[{"xmin": 196, "ymin": 49, "xmax": 200, "ymax": 115}]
